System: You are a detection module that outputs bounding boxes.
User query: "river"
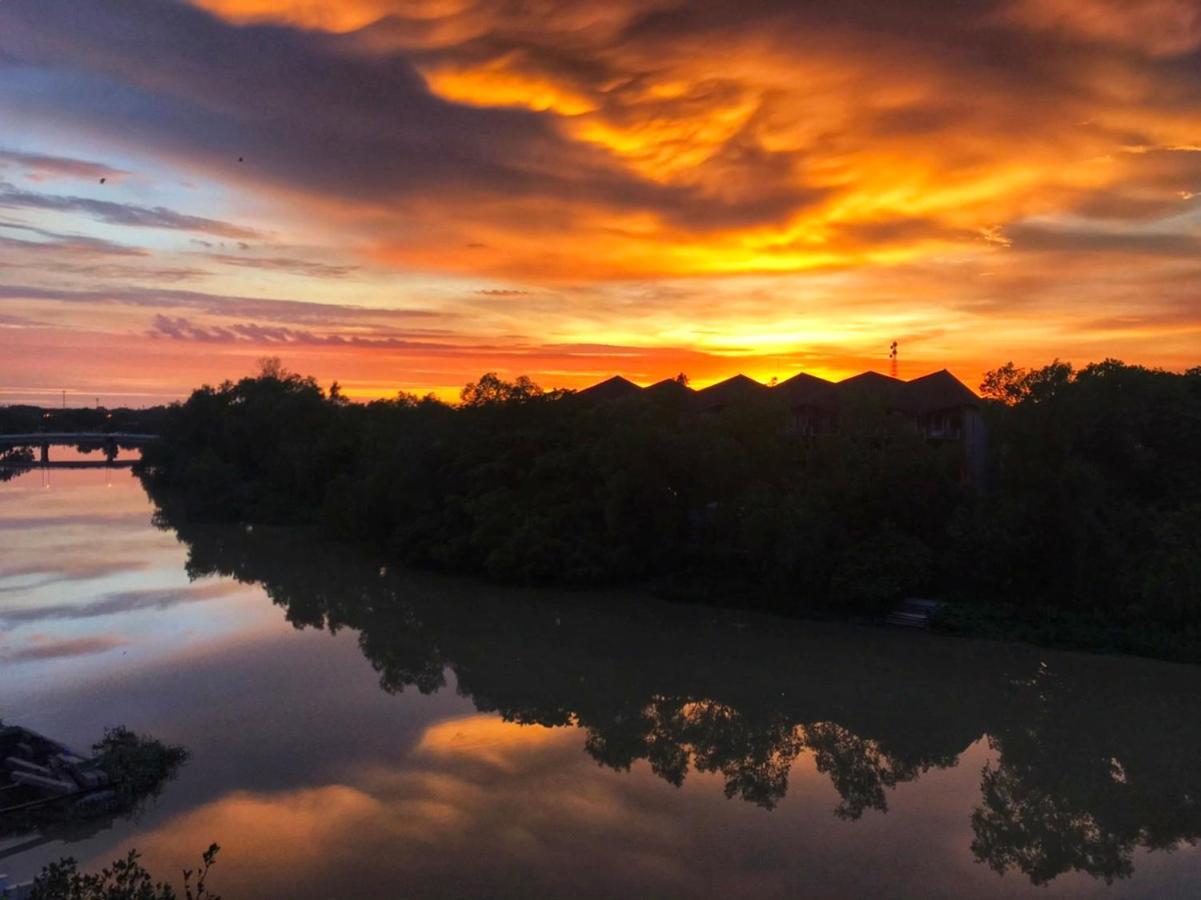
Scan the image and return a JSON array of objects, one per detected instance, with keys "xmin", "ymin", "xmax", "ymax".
[{"xmin": 3, "ymin": 459, "xmax": 1201, "ymax": 897}]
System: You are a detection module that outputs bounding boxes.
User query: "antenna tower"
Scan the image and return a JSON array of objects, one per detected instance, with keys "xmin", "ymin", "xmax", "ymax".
[{"xmin": 889, "ymin": 341, "xmax": 898, "ymax": 379}]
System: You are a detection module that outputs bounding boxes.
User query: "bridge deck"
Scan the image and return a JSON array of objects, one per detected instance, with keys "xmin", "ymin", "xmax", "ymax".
[{"xmin": 0, "ymin": 432, "xmax": 159, "ymax": 448}]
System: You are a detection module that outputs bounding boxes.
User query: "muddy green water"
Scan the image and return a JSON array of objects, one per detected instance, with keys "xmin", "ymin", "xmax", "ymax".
[{"xmin": 3, "ymin": 463, "xmax": 1200, "ymax": 897}]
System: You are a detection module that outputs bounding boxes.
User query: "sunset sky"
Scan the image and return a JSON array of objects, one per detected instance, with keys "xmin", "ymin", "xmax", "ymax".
[{"xmin": 2, "ymin": 0, "xmax": 1200, "ymax": 404}]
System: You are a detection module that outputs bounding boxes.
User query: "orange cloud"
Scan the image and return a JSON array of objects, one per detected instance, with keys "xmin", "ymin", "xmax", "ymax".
[
  {"xmin": 416, "ymin": 714, "xmax": 571, "ymax": 771},
  {"xmin": 185, "ymin": 0, "xmax": 407, "ymax": 31},
  {"xmin": 0, "ymin": 0, "xmax": 1198, "ymax": 401}
]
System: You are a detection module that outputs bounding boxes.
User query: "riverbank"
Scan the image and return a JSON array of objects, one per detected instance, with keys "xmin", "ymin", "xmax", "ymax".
[
  {"xmin": 654, "ymin": 573, "xmax": 1201, "ymax": 664},
  {"xmin": 931, "ymin": 602, "xmax": 1201, "ymax": 665},
  {"xmin": 137, "ymin": 360, "xmax": 1201, "ymax": 652}
]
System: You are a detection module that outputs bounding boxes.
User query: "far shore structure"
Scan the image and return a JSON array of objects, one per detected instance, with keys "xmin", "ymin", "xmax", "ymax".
[{"xmin": 578, "ymin": 369, "xmax": 988, "ymax": 483}]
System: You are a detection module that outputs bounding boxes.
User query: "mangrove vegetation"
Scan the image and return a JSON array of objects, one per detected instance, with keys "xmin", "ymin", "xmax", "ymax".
[{"xmin": 136, "ymin": 359, "xmax": 1201, "ymax": 653}]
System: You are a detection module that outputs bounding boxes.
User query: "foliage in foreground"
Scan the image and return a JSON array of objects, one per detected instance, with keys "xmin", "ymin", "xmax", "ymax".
[
  {"xmin": 27, "ymin": 845, "xmax": 219, "ymax": 900},
  {"xmin": 91, "ymin": 728, "xmax": 189, "ymax": 810},
  {"xmin": 137, "ymin": 358, "xmax": 1201, "ymax": 628}
]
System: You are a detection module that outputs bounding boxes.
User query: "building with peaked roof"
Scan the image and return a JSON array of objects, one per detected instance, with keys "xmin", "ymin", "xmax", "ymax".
[
  {"xmin": 776, "ymin": 371, "xmax": 838, "ymax": 436},
  {"xmin": 575, "ymin": 367, "xmax": 988, "ymax": 482},
  {"xmin": 644, "ymin": 377, "xmax": 694, "ymax": 401},
  {"xmin": 575, "ymin": 375, "xmax": 644, "ymax": 403},
  {"xmin": 694, "ymin": 374, "xmax": 771, "ymax": 412}
]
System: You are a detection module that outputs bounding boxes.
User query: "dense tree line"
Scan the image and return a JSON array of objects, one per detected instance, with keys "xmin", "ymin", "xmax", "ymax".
[
  {"xmin": 137, "ymin": 358, "xmax": 1201, "ymax": 629},
  {"xmin": 965, "ymin": 361, "xmax": 1201, "ymax": 625},
  {"xmin": 0, "ymin": 404, "xmax": 170, "ymax": 435}
]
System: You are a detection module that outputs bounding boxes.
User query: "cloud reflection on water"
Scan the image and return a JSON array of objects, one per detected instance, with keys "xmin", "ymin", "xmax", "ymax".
[{"xmin": 5, "ymin": 463, "xmax": 1201, "ymax": 897}]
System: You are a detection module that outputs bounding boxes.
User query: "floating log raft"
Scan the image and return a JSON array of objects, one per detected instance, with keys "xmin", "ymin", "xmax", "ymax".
[{"xmin": 0, "ymin": 725, "xmax": 114, "ymax": 819}]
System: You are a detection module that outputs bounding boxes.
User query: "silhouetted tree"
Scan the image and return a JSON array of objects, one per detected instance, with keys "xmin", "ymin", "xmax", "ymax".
[
  {"xmin": 30, "ymin": 845, "xmax": 220, "ymax": 900},
  {"xmin": 460, "ymin": 372, "xmax": 544, "ymax": 406}
]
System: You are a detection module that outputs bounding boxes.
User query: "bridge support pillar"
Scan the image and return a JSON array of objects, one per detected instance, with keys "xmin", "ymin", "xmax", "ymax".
[{"xmin": 40, "ymin": 443, "xmax": 49, "ymax": 466}]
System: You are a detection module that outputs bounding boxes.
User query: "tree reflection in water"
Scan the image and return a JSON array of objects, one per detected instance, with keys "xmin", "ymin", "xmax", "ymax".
[
  {"xmin": 0, "ymin": 447, "xmax": 35, "ymax": 482},
  {"xmin": 148, "ymin": 492, "xmax": 1201, "ymax": 887}
]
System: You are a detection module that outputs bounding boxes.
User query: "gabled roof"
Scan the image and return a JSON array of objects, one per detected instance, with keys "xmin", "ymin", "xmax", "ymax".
[
  {"xmin": 694, "ymin": 374, "xmax": 770, "ymax": 410},
  {"xmin": 832, "ymin": 371, "xmax": 907, "ymax": 407},
  {"xmin": 837, "ymin": 370, "xmax": 904, "ymax": 389},
  {"xmin": 775, "ymin": 372, "xmax": 835, "ymax": 407},
  {"xmin": 899, "ymin": 369, "xmax": 979, "ymax": 412},
  {"xmin": 573, "ymin": 368, "xmax": 979, "ymax": 413},
  {"xmin": 645, "ymin": 378, "xmax": 696, "ymax": 400},
  {"xmin": 576, "ymin": 375, "xmax": 643, "ymax": 402}
]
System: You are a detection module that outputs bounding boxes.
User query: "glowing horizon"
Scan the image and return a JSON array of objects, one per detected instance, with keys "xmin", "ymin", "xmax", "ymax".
[{"xmin": 2, "ymin": 0, "xmax": 1199, "ymax": 406}]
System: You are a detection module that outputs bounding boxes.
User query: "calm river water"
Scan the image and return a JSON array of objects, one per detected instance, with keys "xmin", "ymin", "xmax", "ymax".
[{"xmin": 3, "ymin": 461, "xmax": 1201, "ymax": 897}]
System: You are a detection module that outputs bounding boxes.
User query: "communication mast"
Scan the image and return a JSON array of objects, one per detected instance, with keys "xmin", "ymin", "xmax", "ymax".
[{"xmin": 889, "ymin": 341, "xmax": 899, "ymax": 379}]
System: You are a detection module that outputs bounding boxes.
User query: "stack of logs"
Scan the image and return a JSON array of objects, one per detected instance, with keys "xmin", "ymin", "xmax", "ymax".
[{"xmin": 0, "ymin": 725, "xmax": 115, "ymax": 817}]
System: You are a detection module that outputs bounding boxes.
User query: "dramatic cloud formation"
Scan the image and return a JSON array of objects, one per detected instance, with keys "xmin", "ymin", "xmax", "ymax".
[{"xmin": 0, "ymin": 0, "xmax": 1198, "ymax": 401}]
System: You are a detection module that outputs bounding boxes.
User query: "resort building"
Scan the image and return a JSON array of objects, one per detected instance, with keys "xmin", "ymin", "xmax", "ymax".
[{"xmin": 578, "ymin": 369, "xmax": 988, "ymax": 482}]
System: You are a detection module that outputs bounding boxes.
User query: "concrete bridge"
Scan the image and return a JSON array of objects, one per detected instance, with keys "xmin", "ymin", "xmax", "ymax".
[
  {"xmin": 0, "ymin": 432, "xmax": 158, "ymax": 467},
  {"xmin": 0, "ymin": 432, "xmax": 159, "ymax": 449}
]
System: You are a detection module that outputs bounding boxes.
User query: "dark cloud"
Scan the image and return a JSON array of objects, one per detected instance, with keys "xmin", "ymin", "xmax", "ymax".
[
  {"xmin": 0, "ymin": 312, "xmax": 51, "ymax": 327},
  {"xmin": 830, "ymin": 217, "xmax": 982, "ymax": 249},
  {"xmin": 206, "ymin": 253, "xmax": 358, "ymax": 278},
  {"xmin": 1081, "ymin": 305, "xmax": 1201, "ymax": 333},
  {"xmin": 0, "ymin": 220, "xmax": 148, "ymax": 256},
  {"xmin": 0, "ymin": 0, "xmax": 825, "ymax": 233},
  {"xmin": 1005, "ymin": 224, "xmax": 1201, "ymax": 256},
  {"xmin": 146, "ymin": 314, "xmax": 460, "ymax": 349},
  {"xmin": 0, "ymin": 180, "xmax": 257, "ymax": 237},
  {"xmin": 0, "ymin": 284, "xmax": 447, "ymax": 327},
  {"xmin": 1, "ymin": 635, "xmax": 128, "ymax": 662},
  {"xmin": 0, "ymin": 560, "xmax": 151, "ymax": 595},
  {"xmin": 138, "ymin": 315, "xmax": 776, "ymax": 370},
  {"xmin": 0, "ymin": 513, "xmax": 151, "ymax": 533},
  {"xmin": 5, "ymin": 261, "xmax": 209, "ymax": 283},
  {"xmin": 1068, "ymin": 148, "xmax": 1201, "ymax": 221},
  {"xmin": 0, "ymin": 147, "xmax": 125, "ymax": 181},
  {"xmin": 0, "ymin": 581, "xmax": 241, "ymax": 626}
]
